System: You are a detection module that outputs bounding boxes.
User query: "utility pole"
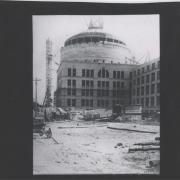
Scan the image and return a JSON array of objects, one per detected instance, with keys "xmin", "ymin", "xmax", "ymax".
[{"xmin": 33, "ymin": 78, "xmax": 41, "ymax": 111}]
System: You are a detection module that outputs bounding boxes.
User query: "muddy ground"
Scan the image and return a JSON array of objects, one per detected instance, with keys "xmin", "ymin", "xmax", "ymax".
[{"xmin": 33, "ymin": 121, "xmax": 159, "ymax": 174}]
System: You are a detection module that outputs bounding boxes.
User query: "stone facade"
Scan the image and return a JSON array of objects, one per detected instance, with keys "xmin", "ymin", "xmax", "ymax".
[
  {"xmin": 131, "ymin": 58, "xmax": 160, "ymax": 114},
  {"xmin": 56, "ymin": 61, "xmax": 136, "ymax": 109},
  {"xmin": 55, "ymin": 27, "xmax": 160, "ymax": 114}
]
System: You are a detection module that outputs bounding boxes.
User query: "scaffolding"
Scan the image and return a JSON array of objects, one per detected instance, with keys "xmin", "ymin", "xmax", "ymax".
[{"xmin": 44, "ymin": 38, "xmax": 53, "ymax": 107}]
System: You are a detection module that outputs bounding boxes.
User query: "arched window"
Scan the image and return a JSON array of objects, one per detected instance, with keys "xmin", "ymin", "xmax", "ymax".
[{"xmin": 102, "ymin": 68, "xmax": 105, "ymax": 78}]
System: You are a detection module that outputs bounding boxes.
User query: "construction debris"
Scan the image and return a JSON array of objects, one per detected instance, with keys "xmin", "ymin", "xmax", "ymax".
[
  {"xmin": 108, "ymin": 123, "xmax": 159, "ymax": 134},
  {"xmin": 129, "ymin": 146, "xmax": 160, "ymax": 153},
  {"xmin": 149, "ymin": 159, "xmax": 160, "ymax": 167},
  {"xmin": 134, "ymin": 142, "xmax": 159, "ymax": 146}
]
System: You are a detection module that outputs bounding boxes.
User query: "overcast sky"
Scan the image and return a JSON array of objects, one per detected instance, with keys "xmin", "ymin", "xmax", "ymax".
[{"xmin": 33, "ymin": 15, "xmax": 159, "ymax": 104}]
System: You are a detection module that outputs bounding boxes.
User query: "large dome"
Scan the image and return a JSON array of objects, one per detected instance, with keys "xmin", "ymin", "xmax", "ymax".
[
  {"xmin": 64, "ymin": 29, "xmax": 126, "ymax": 47},
  {"xmin": 61, "ymin": 24, "xmax": 136, "ymax": 64}
]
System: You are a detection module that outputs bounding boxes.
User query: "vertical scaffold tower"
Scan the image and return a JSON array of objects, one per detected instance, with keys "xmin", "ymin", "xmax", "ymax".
[{"xmin": 44, "ymin": 38, "xmax": 53, "ymax": 107}]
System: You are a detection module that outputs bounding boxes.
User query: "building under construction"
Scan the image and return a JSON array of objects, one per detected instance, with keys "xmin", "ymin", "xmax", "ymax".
[{"xmin": 55, "ymin": 22, "xmax": 160, "ymax": 114}]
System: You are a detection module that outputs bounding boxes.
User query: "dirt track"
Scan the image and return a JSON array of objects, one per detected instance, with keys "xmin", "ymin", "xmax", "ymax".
[{"xmin": 33, "ymin": 121, "xmax": 160, "ymax": 174}]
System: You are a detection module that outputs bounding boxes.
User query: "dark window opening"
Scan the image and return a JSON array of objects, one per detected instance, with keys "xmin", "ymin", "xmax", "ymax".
[
  {"xmin": 68, "ymin": 79, "xmax": 71, "ymax": 87},
  {"xmin": 113, "ymin": 71, "xmax": 116, "ymax": 79},
  {"xmin": 117, "ymin": 71, "xmax": 120, "ymax": 79},
  {"xmin": 82, "ymin": 80, "xmax": 85, "ymax": 87},
  {"xmin": 73, "ymin": 68, "xmax": 76, "ymax": 77},
  {"xmin": 121, "ymin": 71, "xmax": 124, "ymax": 79},
  {"xmin": 72, "ymin": 80, "xmax": 76, "ymax": 87},
  {"xmin": 67, "ymin": 99, "xmax": 71, "ymax": 106},
  {"xmin": 82, "ymin": 69, "xmax": 85, "ymax": 77},
  {"xmin": 68, "ymin": 68, "xmax": 71, "ymax": 76}
]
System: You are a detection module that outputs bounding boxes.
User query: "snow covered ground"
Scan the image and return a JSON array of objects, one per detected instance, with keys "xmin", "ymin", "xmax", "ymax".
[{"xmin": 33, "ymin": 121, "xmax": 160, "ymax": 174}]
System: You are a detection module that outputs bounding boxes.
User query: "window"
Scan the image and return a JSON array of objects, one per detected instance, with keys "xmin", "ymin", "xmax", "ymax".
[
  {"xmin": 141, "ymin": 86, "xmax": 144, "ymax": 95},
  {"xmin": 82, "ymin": 89, "xmax": 85, "ymax": 96},
  {"xmin": 146, "ymin": 74, "xmax": 150, "ymax": 83},
  {"xmin": 157, "ymin": 83, "xmax": 160, "ymax": 93},
  {"xmin": 86, "ymin": 80, "xmax": 89, "ymax": 87},
  {"xmin": 68, "ymin": 68, "xmax": 71, "ymax": 76},
  {"xmin": 72, "ymin": 99, "xmax": 76, "ymax": 106},
  {"xmin": 113, "ymin": 90, "xmax": 116, "ymax": 97},
  {"xmin": 146, "ymin": 85, "xmax": 149, "ymax": 95},
  {"xmin": 151, "ymin": 84, "xmax": 155, "ymax": 94},
  {"xmin": 151, "ymin": 72, "xmax": 155, "ymax": 82},
  {"xmin": 102, "ymin": 89, "xmax": 105, "ymax": 97},
  {"xmin": 142, "ymin": 67, "xmax": 145, "ymax": 74},
  {"xmin": 97, "ymin": 100, "xmax": 100, "ymax": 107},
  {"xmin": 106, "ymin": 81, "xmax": 109, "ymax": 88},
  {"xmin": 67, "ymin": 99, "xmax": 71, "ymax": 106},
  {"xmin": 81, "ymin": 99, "xmax": 85, "ymax": 106},
  {"xmin": 106, "ymin": 70, "xmax": 109, "ymax": 78},
  {"xmin": 147, "ymin": 65, "xmax": 150, "ymax": 71},
  {"xmin": 86, "ymin": 99, "xmax": 89, "ymax": 107},
  {"xmin": 117, "ymin": 90, "xmax": 120, "ymax": 97},
  {"xmin": 91, "ymin": 70, "xmax": 94, "ymax": 77},
  {"xmin": 137, "ymin": 98, "xmax": 139, "ymax": 104},
  {"xmin": 151, "ymin": 97, "xmax": 154, "ymax": 106},
  {"xmin": 98, "ymin": 70, "xmax": 101, "ymax": 77},
  {"xmin": 73, "ymin": 68, "xmax": 76, "ymax": 76},
  {"xmin": 68, "ymin": 79, "xmax": 71, "ymax": 87},
  {"xmin": 146, "ymin": 98, "xmax": 149, "ymax": 106},
  {"xmin": 137, "ymin": 87, "xmax": 140, "ymax": 96},
  {"xmin": 82, "ymin": 69, "xmax": 85, "ymax": 77},
  {"xmin": 67, "ymin": 88, "xmax": 71, "ymax": 95},
  {"xmin": 137, "ymin": 78, "xmax": 140, "ymax": 85},
  {"xmin": 113, "ymin": 81, "xmax": 116, "ymax": 88},
  {"xmin": 90, "ymin": 100, "xmax": 93, "ymax": 107},
  {"xmin": 141, "ymin": 98, "xmax": 144, "ymax": 106},
  {"xmin": 102, "ymin": 68, "xmax": 105, "ymax": 78},
  {"xmin": 133, "ymin": 79, "xmax": 136, "ymax": 85},
  {"xmin": 101, "ymin": 100, "xmax": 104, "ymax": 107},
  {"xmin": 72, "ymin": 89, "xmax": 76, "ymax": 96},
  {"xmin": 117, "ymin": 82, "xmax": 120, "ymax": 88},
  {"xmin": 105, "ymin": 100, "xmax": 109, "ymax": 107},
  {"xmin": 72, "ymin": 80, "xmax": 76, "ymax": 87},
  {"xmin": 137, "ymin": 69, "xmax": 140, "ymax": 75},
  {"xmin": 157, "ymin": 71, "xmax": 160, "ymax": 80},
  {"xmin": 97, "ymin": 89, "xmax": 101, "ymax": 96},
  {"xmin": 157, "ymin": 96, "xmax": 160, "ymax": 106},
  {"xmin": 106, "ymin": 90, "xmax": 109, "ymax": 96},
  {"xmin": 152, "ymin": 63, "xmax": 155, "ymax": 70},
  {"xmin": 113, "ymin": 71, "xmax": 116, "ymax": 79},
  {"xmin": 90, "ymin": 81, "xmax": 94, "ymax": 87},
  {"xmin": 82, "ymin": 80, "xmax": 85, "ymax": 87},
  {"xmin": 102, "ymin": 81, "xmax": 105, "ymax": 88},
  {"xmin": 158, "ymin": 61, "xmax": 160, "ymax": 68},
  {"xmin": 117, "ymin": 71, "xmax": 120, "ymax": 79},
  {"xmin": 98, "ymin": 81, "xmax": 101, "ymax": 88},
  {"xmin": 141, "ymin": 76, "xmax": 144, "ymax": 84},
  {"xmin": 86, "ymin": 89, "xmax": 89, "ymax": 96},
  {"xmin": 121, "ymin": 82, "xmax": 124, "ymax": 89},
  {"xmin": 90, "ymin": 89, "xmax": 93, "ymax": 96},
  {"xmin": 133, "ymin": 88, "xmax": 135, "ymax": 96},
  {"xmin": 134, "ymin": 70, "xmax": 136, "ymax": 76},
  {"xmin": 86, "ymin": 69, "xmax": 90, "ymax": 77},
  {"xmin": 130, "ymin": 72, "xmax": 132, "ymax": 79},
  {"xmin": 121, "ymin": 71, "xmax": 124, "ymax": 79}
]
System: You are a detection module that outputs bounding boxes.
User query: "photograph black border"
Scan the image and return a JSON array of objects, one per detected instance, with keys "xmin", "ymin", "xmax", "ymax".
[{"xmin": 1, "ymin": 1, "xmax": 180, "ymax": 179}]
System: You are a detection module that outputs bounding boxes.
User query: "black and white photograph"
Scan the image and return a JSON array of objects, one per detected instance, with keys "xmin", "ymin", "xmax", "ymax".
[{"xmin": 33, "ymin": 15, "xmax": 160, "ymax": 174}]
